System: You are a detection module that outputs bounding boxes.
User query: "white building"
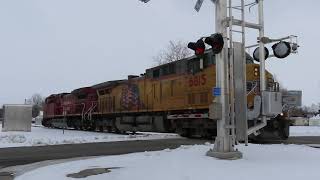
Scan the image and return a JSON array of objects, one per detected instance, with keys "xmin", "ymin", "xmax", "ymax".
[{"xmin": 2, "ymin": 104, "xmax": 32, "ymax": 132}]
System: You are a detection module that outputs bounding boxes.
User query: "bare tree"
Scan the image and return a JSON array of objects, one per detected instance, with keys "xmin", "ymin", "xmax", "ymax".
[
  {"xmin": 153, "ymin": 40, "xmax": 191, "ymax": 65},
  {"xmin": 27, "ymin": 93, "xmax": 45, "ymax": 118}
]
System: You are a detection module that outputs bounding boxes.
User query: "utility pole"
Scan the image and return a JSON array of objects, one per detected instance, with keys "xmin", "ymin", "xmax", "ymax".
[{"xmin": 206, "ymin": 0, "xmax": 242, "ymax": 160}]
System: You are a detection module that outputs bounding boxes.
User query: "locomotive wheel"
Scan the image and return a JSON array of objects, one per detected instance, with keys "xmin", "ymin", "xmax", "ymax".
[
  {"xmin": 176, "ymin": 128, "xmax": 191, "ymax": 138},
  {"xmin": 99, "ymin": 126, "xmax": 104, "ymax": 132},
  {"xmin": 89, "ymin": 124, "xmax": 96, "ymax": 131},
  {"xmin": 106, "ymin": 126, "xmax": 112, "ymax": 133}
]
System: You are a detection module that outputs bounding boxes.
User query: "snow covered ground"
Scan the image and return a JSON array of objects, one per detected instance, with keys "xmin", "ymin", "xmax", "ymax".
[
  {"xmin": 0, "ymin": 124, "xmax": 320, "ymax": 148},
  {"xmin": 290, "ymin": 126, "xmax": 320, "ymax": 136},
  {"xmin": 0, "ymin": 124, "xmax": 179, "ymax": 148},
  {"xmin": 16, "ymin": 143, "xmax": 320, "ymax": 180}
]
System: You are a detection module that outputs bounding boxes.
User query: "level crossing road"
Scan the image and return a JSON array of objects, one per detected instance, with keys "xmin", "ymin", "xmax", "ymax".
[
  {"xmin": 0, "ymin": 138, "xmax": 209, "ymax": 169},
  {"xmin": 1, "ymin": 136, "xmax": 320, "ymax": 170},
  {"xmin": 259, "ymin": 136, "xmax": 320, "ymax": 145}
]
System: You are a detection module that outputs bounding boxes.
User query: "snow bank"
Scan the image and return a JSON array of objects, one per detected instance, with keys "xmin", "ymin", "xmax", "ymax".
[
  {"xmin": 290, "ymin": 126, "xmax": 320, "ymax": 136},
  {"xmin": 0, "ymin": 125, "xmax": 179, "ymax": 148},
  {"xmin": 1, "ymin": 125, "xmax": 320, "ymax": 148},
  {"xmin": 16, "ymin": 143, "xmax": 320, "ymax": 180}
]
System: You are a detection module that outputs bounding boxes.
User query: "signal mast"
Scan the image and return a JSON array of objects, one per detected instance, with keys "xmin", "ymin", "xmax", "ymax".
[{"xmin": 139, "ymin": 0, "xmax": 299, "ymax": 159}]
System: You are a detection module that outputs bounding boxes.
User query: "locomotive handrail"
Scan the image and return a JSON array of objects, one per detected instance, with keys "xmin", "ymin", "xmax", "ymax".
[
  {"xmin": 247, "ymin": 81, "xmax": 258, "ymax": 96},
  {"xmin": 83, "ymin": 101, "xmax": 98, "ymax": 122},
  {"xmin": 87, "ymin": 102, "xmax": 97, "ymax": 121},
  {"xmin": 81, "ymin": 103, "xmax": 86, "ymax": 121}
]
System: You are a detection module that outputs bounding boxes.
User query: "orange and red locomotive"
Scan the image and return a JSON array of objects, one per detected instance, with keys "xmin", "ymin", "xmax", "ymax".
[{"xmin": 43, "ymin": 51, "xmax": 289, "ymax": 139}]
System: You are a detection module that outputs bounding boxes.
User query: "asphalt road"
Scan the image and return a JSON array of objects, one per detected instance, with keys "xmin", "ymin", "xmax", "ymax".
[
  {"xmin": 1, "ymin": 136, "xmax": 320, "ymax": 169},
  {"xmin": 259, "ymin": 136, "xmax": 320, "ymax": 144},
  {"xmin": 1, "ymin": 136, "xmax": 320, "ymax": 180},
  {"xmin": 0, "ymin": 138, "xmax": 209, "ymax": 169}
]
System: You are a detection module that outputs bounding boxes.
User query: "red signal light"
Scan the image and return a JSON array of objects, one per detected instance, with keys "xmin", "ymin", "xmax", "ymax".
[
  {"xmin": 188, "ymin": 39, "xmax": 206, "ymax": 56},
  {"xmin": 205, "ymin": 33, "xmax": 224, "ymax": 54}
]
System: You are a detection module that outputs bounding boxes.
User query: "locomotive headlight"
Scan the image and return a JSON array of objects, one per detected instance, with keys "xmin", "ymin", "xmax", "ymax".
[
  {"xmin": 254, "ymin": 67, "xmax": 259, "ymax": 76},
  {"xmin": 272, "ymin": 41, "xmax": 291, "ymax": 59}
]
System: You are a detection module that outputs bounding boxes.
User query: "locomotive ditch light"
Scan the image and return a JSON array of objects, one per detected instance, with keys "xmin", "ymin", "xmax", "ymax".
[
  {"xmin": 188, "ymin": 39, "xmax": 206, "ymax": 56},
  {"xmin": 205, "ymin": 33, "xmax": 224, "ymax": 54},
  {"xmin": 253, "ymin": 47, "xmax": 269, "ymax": 62},
  {"xmin": 254, "ymin": 67, "xmax": 259, "ymax": 76},
  {"xmin": 272, "ymin": 41, "xmax": 291, "ymax": 59}
]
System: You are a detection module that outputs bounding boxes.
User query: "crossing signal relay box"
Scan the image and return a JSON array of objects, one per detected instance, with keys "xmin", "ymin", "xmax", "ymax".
[{"xmin": 262, "ymin": 91, "xmax": 283, "ymax": 116}]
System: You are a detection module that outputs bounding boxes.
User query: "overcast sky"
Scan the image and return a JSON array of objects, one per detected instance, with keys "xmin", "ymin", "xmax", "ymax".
[{"xmin": 0, "ymin": 0, "xmax": 318, "ymax": 106}]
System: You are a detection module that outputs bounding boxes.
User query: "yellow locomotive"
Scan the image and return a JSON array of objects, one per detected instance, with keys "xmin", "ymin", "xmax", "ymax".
[{"xmin": 93, "ymin": 50, "xmax": 288, "ymax": 139}]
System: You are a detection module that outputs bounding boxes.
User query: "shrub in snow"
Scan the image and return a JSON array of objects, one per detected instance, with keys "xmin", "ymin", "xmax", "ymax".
[{"xmin": 9, "ymin": 135, "xmax": 27, "ymax": 143}]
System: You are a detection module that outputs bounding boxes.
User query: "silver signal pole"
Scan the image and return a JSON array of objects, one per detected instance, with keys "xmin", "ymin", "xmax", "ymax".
[
  {"xmin": 258, "ymin": 0, "xmax": 267, "ymax": 129},
  {"xmin": 206, "ymin": 0, "xmax": 242, "ymax": 160},
  {"xmin": 259, "ymin": 0, "xmax": 266, "ymax": 94},
  {"xmin": 247, "ymin": 0, "xmax": 268, "ymax": 135}
]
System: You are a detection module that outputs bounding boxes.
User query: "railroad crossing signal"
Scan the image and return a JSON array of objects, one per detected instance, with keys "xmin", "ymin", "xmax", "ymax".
[
  {"xmin": 188, "ymin": 33, "xmax": 224, "ymax": 56},
  {"xmin": 205, "ymin": 33, "xmax": 224, "ymax": 54},
  {"xmin": 139, "ymin": 0, "xmax": 299, "ymax": 160},
  {"xmin": 187, "ymin": 39, "xmax": 206, "ymax": 56},
  {"xmin": 251, "ymin": 36, "xmax": 299, "ymax": 62},
  {"xmin": 253, "ymin": 47, "xmax": 269, "ymax": 62},
  {"xmin": 272, "ymin": 41, "xmax": 292, "ymax": 59}
]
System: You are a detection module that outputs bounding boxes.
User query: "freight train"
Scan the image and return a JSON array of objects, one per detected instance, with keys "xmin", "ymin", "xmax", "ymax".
[{"xmin": 43, "ymin": 50, "xmax": 290, "ymax": 140}]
